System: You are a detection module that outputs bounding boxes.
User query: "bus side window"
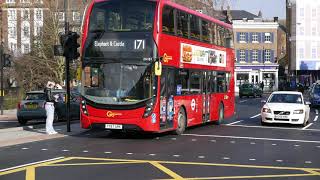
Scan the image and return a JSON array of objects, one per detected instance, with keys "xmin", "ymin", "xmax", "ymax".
[
  {"xmin": 177, "ymin": 10, "xmax": 189, "ymax": 38},
  {"xmin": 190, "ymin": 71, "xmax": 201, "ymax": 94},
  {"xmin": 217, "ymin": 72, "xmax": 226, "ymax": 93},
  {"xmin": 162, "ymin": 6, "xmax": 175, "ymax": 35},
  {"xmin": 201, "ymin": 20, "xmax": 210, "ymax": 43},
  {"xmin": 211, "ymin": 71, "xmax": 217, "ymax": 93},
  {"xmin": 175, "ymin": 69, "xmax": 189, "ymax": 95},
  {"xmin": 167, "ymin": 68, "xmax": 176, "ymax": 95},
  {"xmin": 190, "ymin": 15, "xmax": 200, "ymax": 40},
  {"xmin": 160, "ymin": 68, "xmax": 168, "ymax": 97}
]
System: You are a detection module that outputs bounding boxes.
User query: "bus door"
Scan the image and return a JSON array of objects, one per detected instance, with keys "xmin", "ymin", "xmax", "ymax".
[
  {"xmin": 160, "ymin": 68, "xmax": 175, "ymax": 130},
  {"xmin": 202, "ymin": 71, "xmax": 211, "ymax": 122}
]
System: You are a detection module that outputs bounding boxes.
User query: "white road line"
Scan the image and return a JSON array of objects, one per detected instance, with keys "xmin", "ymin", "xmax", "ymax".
[
  {"xmin": 126, "ymin": 153, "xmax": 133, "ymax": 155},
  {"xmin": 149, "ymin": 154, "xmax": 156, "ymax": 156},
  {"xmin": 305, "ymin": 161, "xmax": 312, "ymax": 164},
  {"xmin": 276, "ymin": 160, "xmax": 283, "ymax": 162},
  {"xmin": 173, "ymin": 155, "xmax": 180, "ymax": 157},
  {"xmin": 198, "ymin": 156, "xmax": 205, "ymax": 159},
  {"xmin": 0, "ymin": 121, "xmax": 17, "ymax": 123},
  {"xmin": 226, "ymin": 120, "xmax": 243, "ymax": 125},
  {"xmin": 41, "ymin": 149, "xmax": 48, "ymax": 151},
  {"xmin": 82, "ymin": 150, "xmax": 88, "ymax": 153},
  {"xmin": 313, "ymin": 116, "xmax": 318, "ymax": 122},
  {"xmin": 316, "ymin": 109, "xmax": 319, "ymax": 115},
  {"xmin": 224, "ymin": 124, "xmax": 320, "ymax": 132},
  {"xmin": 272, "ymin": 144, "xmax": 277, "ymax": 146},
  {"xmin": 21, "ymin": 148, "xmax": 29, "ymax": 150},
  {"xmin": 191, "ymin": 139, "xmax": 197, "ymax": 141},
  {"xmin": 183, "ymin": 134, "xmax": 320, "ymax": 144},
  {"xmin": 239, "ymin": 100, "xmax": 248, "ymax": 103},
  {"xmin": 104, "ymin": 152, "xmax": 112, "ymax": 154},
  {"xmin": 302, "ymin": 123, "xmax": 313, "ymax": 130},
  {"xmin": 222, "ymin": 157, "xmax": 230, "ymax": 160},
  {"xmin": 250, "ymin": 114, "xmax": 261, "ymax": 119},
  {"xmin": 249, "ymin": 159, "xmax": 256, "ymax": 161},
  {"xmin": 0, "ymin": 157, "xmax": 64, "ymax": 172}
]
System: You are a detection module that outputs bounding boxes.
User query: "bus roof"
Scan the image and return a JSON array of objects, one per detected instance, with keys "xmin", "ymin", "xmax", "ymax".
[{"xmin": 92, "ymin": 0, "xmax": 232, "ymax": 29}]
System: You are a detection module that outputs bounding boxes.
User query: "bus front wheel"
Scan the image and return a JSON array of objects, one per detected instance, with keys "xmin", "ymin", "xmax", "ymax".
[{"xmin": 174, "ymin": 108, "xmax": 186, "ymax": 135}]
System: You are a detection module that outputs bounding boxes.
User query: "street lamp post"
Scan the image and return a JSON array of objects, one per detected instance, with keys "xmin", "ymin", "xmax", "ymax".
[{"xmin": 64, "ymin": 0, "xmax": 71, "ymax": 132}]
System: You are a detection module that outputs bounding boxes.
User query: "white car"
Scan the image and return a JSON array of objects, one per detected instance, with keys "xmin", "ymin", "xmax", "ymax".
[{"xmin": 261, "ymin": 91, "xmax": 310, "ymax": 126}]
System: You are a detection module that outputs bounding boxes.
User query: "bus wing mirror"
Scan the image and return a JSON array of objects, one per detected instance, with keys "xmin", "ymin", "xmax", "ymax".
[{"xmin": 155, "ymin": 61, "xmax": 162, "ymax": 76}]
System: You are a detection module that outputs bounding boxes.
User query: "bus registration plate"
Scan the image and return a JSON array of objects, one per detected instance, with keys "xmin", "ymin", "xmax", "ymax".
[{"xmin": 105, "ymin": 124, "xmax": 122, "ymax": 129}]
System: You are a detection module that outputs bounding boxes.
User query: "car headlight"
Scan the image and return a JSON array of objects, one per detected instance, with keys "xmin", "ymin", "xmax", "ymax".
[
  {"xmin": 262, "ymin": 108, "xmax": 271, "ymax": 113},
  {"xmin": 293, "ymin": 109, "xmax": 304, "ymax": 114}
]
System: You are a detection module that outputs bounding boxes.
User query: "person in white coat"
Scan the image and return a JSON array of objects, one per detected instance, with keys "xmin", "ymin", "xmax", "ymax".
[{"xmin": 44, "ymin": 81, "xmax": 59, "ymax": 135}]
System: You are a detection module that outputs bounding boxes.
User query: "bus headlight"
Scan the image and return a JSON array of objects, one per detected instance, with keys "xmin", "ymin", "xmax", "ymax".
[
  {"xmin": 81, "ymin": 100, "xmax": 88, "ymax": 116},
  {"xmin": 143, "ymin": 98, "xmax": 155, "ymax": 118}
]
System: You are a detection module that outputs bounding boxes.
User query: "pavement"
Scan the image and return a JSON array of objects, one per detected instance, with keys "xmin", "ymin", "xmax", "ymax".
[{"xmin": 0, "ymin": 96, "xmax": 320, "ymax": 180}]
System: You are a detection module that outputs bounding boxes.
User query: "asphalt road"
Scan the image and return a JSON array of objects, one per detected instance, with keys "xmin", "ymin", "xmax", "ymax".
[{"xmin": 1, "ymin": 95, "xmax": 320, "ymax": 180}]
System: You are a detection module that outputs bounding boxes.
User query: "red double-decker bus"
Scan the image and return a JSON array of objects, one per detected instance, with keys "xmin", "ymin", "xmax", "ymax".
[{"xmin": 80, "ymin": 0, "xmax": 235, "ymax": 134}]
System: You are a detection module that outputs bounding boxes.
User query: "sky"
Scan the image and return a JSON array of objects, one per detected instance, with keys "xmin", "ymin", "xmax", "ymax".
[{"xmin": 230, "ymin": 0, "xmax": 286, "ymax": 20}]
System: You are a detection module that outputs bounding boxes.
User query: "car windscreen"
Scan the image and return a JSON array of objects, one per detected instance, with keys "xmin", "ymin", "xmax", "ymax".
[
  {"xmin": 241, "ymin": 84, "xmax": 253, "ymax": 88},
  {"xmin": 268, "ymin": 94, "xmax": 303, "ymax": 104},
  {"xmin": 25, "ymin": 93, "xmax": 45, "ymax": 100}
]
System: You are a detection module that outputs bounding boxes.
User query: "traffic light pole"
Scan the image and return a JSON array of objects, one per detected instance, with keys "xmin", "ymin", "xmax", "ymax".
[{"xmin": 64, "ymin": 0, "xmax": 71, "ymax": 132}]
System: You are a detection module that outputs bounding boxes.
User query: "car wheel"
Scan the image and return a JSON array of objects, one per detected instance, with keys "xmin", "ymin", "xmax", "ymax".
[
  {"xmin": 18, "ymin": 118, "xmax": 28, "ymax": 125},
  {"xmin": 253, "ymin": 93, "xmax": 257, "ymax": 98},
  {"xmin": 261, "ymin": 120, "xmax": 267, "ymax": 126},
  {"xmin": 239, "ymin": 95, "xmax": 243, "ymax": 98},
  {"xmin": 214, "ymin": 104, "xmax": 224, "ymax": 125},
  {"xmin": 303, "ymin": 119, "xmax": 308, "ymax": 127},
  {"xmin": 173, "ymin": 108, "xmax": 187, "ymax": 135}
]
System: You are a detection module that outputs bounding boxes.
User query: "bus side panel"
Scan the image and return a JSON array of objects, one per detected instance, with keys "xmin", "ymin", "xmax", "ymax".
[
  {"xmin": 174, "ymin": 95, "xmax": 203, "ymax": 127},
  {"xmin": 225, "ymin": 49, "xmax": 235, "ymax": 119},
  {"xmin": 210, "ymin": 94, "xmax": 223, "ymax": 121}
]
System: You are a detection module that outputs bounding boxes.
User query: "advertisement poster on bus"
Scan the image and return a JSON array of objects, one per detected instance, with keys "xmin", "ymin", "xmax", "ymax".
[{"xmin": 180, "ymin": 43, "xmax": 226, "ymax": 67}]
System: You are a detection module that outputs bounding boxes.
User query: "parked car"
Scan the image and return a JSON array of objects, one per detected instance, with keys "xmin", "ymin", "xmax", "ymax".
[
  {"xmin": 261, "ymin": 91, "xmax": 310, "ymax": 126},
  {"xmin": 307, "ymin": 82, "xmax": 320, "ymax": 107},
  {"xmin": 17, "ymin": 90, "xmax": 80, "ymax": 125},
  {"xmin": 239, "ymin": 84, "xmax": 263, "ymax": 98}
]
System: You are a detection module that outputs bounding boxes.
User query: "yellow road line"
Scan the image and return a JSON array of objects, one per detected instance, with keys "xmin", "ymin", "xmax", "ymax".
[
  {"xmin": 0, "ymin": 157, "xmax": 74, "ymax": 176},
  {"xmin": 184, "ymin": 173, "xmax": 318, "ymax": 180},
  {"xmin": 150, "ymin": 162, "xmax": 185, "ymax": 180},
  {"xmin": 25, "ymin": 167, "xmax": 35, "ymax": 180},
  {"xmin": 303, "ymin": 169, "xmax": 320, "ymax": 175},
  {"xmin": 71, "ymin": 157, "xmax": 148, "ymax": 163},
  {"xmin": 44, "ymin": 161, "xmax": 144, "ymax": 167}
]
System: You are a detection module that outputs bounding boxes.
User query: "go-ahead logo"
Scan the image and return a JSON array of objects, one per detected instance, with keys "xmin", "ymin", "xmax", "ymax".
[{"xmin": 106, "ymin": 111, "xmax": 122, "ymax": 118}]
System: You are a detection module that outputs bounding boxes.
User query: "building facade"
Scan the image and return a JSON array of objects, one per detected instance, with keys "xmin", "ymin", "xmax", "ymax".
[
  {"xmin": 288, "ymin": 0, "xmax": 320, "ymax": 84},
  {"xmin": 233, "ymin": 18, "xmax": 280, "ymax": 92},
  {"xmin": 1, "ymin": 0, "xmax": 85, "ymax": 56}
]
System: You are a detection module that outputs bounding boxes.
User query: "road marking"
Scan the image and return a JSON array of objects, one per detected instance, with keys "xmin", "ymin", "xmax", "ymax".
[
  {"xmin": 41, "ymin": 149, "xmax": 48, "ymax": 151},
  {"xmin": 45, "ymin": 161, "xmax": 141, "ymax": 167},
  {"xmin": 0, "ymin": 157, "xmax": 66, "ymax": 173},
  {"xmin": 173, "ymin": 155, "xmax": 180, "ymax": 157},
  {"xmin": 250, "ymin": 142, "xmax": 256, "ymax": 145},
  {"xmin": 191, "ymin": 139, "xmax": 197, "ymax": 141},
  {"xmin": 272, "ymin": 144, "xmax": 277, "ymax": 146},
  {"xmin": 210, "ymin": 140, "xmax": 216, "ymax": 142},
  {"xmin": 250, "ymin": 114, "xmax": 261, "ymax": 119},
  {"xmin": 276, "ymin": 160, "xmax": 283, "ymax": 162},
  {"xmin": 149, "ymin": 154, "xmax": 156, "ymax": 156},
  {"xmin": 104, "ymin": 152, "xmax": 112, "ymax": 154},
  {"xmin": 126, "ymin": 153, "xmax": 133, "ymax": 155},
  {"xmin": 62, "ymin": 150, "xmax": 69, "ymax": 152},
  {"xmin": 149, "ymin": 162, "xmax": 184, "ymax": 180},
  {"xmin": 222, "ymin": 157, "xmax": 230, "ymax": 160},
  {"xmin": 183, "ymin": 134, "xmax": 320, "ymax": 144},
  {"xmin": 249, "ymin": 159, "xmax": 256, "ymax": 161},
  {"xmin": 224, "ymin": 124, "xmax": 320, "ymax": 132},
  {"xmin": 226, "ymin": 120, "xmax": 243, "ymax": 125},
  {"xmin": 294, "ymin": 145, "xmax": 300, "ymax": 147},
  {"xmin": 305, "ymin": 161, "xmax": 312, "ymax": 164},
  {"xmin": 26, "ymin": 167, "xmax": 35, "ymax": 180},
  {"xmin": 316, "ymin": 109, "xmax": 319, "ymax": 115},
  {"xmin": 302, "ymin": 123, "xmax": 313, "ymax": 130},
  {"xmin": 230, "ymin": 141, "xmax": 235, "ymax": 144},
  {"xmin": 239, "ymin": 100, "xmax": 248, "ymax": 103},
  {"xmin": 22, "ymin": 148, "xmax": 29, "ymax": 150},
  {"xmin": 313, "ymin": 116, "xmax": 318, "ymax": 122},
  {"xmin": 198, "ymin": 156, "xmax": 205, "ymax": 159},
  {"xmin": 171, "ymin": 138, "xmax": 177, "ymax": 140},
  {"xmin": 0, "ymin": 121, "xmax": 17, "ymax": 123},
  {"xmin": 82, "ymin": 150, "xmax": 88, "ymax": 153}
]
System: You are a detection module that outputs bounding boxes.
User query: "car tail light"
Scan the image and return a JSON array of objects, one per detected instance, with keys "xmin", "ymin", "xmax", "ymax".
[{"xmin": 17, "ymin": 102, "xmax": 21, "ymax": 109}]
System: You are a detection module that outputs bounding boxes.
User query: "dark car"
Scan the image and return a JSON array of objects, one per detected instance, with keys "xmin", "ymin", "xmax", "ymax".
[
  {"xmin": 17, "ymin": 90, "xmax": 80, "ymax": 125},
  {"xmin": 239, "ymin": 84, "xmax": 263, "ymax": 98},
  {"xmin": 307, "ymin": 82, "xmax": 320, "ymax": 107}
]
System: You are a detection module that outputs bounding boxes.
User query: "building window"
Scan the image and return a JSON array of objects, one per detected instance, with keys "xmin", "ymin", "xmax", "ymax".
[
  {"xmin": 35, "ymin": 26, "xmax": 42, "ymax": 36},
  {"xmin": 264, "ymin": 49, "xmax": 271, "ymax": 62},
  {"xmin": 239, "ymin": 32, "xmax": 246, "ymax": 42},
  {"xmin": 20, "ymin": 0, "xmax": 30, "ymax": 3},
  {"xmin": 312, "ymin": 8, "xmax": 317, "ymax": 18},
  {"xmin": 299, "ymin": 26, "xmax": 304, "ymax": 36},
  {"xmin": 300, "ymin": 8, "xmax": 304, "ymax": 17},
  {"xmin": 23, "ymin": 44, "xmax": 30, "ymax": 54},
  {"xmin": 252, "ymin": 50, "xmax": 258, "ymax": 61},
  {"xmin": 264, "ymin": 33, "xmax": 271, "ymax": 42},
  {"xmin": 73, "ymin": 12, "xmax": 81, "ymax": 22},
  {"xmin": 8, "ymin": 26, "xmax": 16, "ymax": 38},
  {"xmin": 8, "ymin": 10, "xmax": 16, "ymax": 21},
  {"xmin": 299, "ymin": 48, "xmax": 304, "ymax": 59},
  {"xmin": 23, "ymin": 26, "xmax": 30, "ymax": 37},
  {"xmin": 312, "ymin": 48, "xmax": 317, "ymax": 59},
  {"xmin": 57, "ymin": 12, "xmax": 65, "ymax": 22},
  {"xmin": 239, "ymin": 50, "xmax": 245, "ymax": 61},
  {"xmin": 35, "ymin": 9, "xmax": 43, "ymax": 20},
  {"xmin": 6, "ymin": 0, "xmax": 15, "ymax": 3},
  {"xmin": 22, "ymin": 9, "xmax": 30, "ymax": 20},
  {"xmin": 9, "ymin": 43, "xmax": 17, "ymax": 52},
  {"xmin": 312, "ymin": 25, "xmax": 317, "ymax": 36},
  {"xmin": 252, "ymin": 33, "xmax": 258, "ymax": 42}
]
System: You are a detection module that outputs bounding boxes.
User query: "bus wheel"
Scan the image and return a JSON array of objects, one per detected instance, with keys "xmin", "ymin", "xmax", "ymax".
[
  {"xmin": 174, "ymin": 108, "xmax": 186, "ymax": 135},
  {"xmin": 215, "ymin": 104, "xmax": 224, "ymax": 125}
]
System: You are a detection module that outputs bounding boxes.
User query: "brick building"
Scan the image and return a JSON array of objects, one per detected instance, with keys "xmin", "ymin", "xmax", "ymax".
[{"xmin": 0, "ymin": 0, "xmax": 86, "ymax": 56}]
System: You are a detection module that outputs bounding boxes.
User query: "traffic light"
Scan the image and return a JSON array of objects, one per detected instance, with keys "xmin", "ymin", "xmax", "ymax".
[
  {"xmin": 2, "ymin": 54, "xmax": 12, "ymax": 67},
  {"xmin": 59, "ymin": 31, "xmax": 80, "ymax": 60}
]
